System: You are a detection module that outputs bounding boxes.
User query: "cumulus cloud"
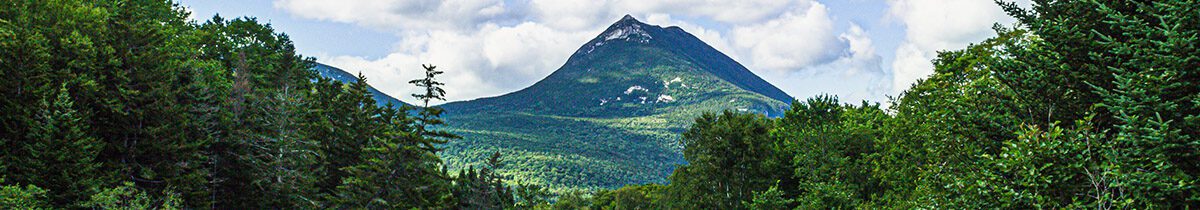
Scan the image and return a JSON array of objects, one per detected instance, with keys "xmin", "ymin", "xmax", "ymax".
[
  {"xmin": 274, "ymin": 0, "xmax": 522, "ymax": 32},
  {"xmin": 530, "ymin": 0, "xmax": 610, "ymax": 30},
  {"xmin": 321, "ymin": 24, "xmax": 593, "ymax": 104},
  {"xmin": 761, "ymin": 23, "xmax": 888, "ymax": 104},
  {"xmin": 730, "ymin": 2, "xmax": 843, "ymax": 73},
  {"xmin": 275, "ymin": 0, "xmax": 880, "ymax": 104},
  {"xmin": 612, "ymin": 0, "xmax": 796, "ymax": 24},
  {"xmin": 886, "ymin": 0, "xmax": 1026, "ymax": 94}
]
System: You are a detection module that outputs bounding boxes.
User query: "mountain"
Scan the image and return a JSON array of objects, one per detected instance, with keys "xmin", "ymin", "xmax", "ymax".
[
  {"xmin": 313, "ymin": 63, "xmax": 410, "ymax": 108},
  {"xmin": 439, "ymin": 15, "xmax": 793, "ymax": 192}
]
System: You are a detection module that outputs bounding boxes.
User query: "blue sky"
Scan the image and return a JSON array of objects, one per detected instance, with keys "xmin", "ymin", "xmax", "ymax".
[{"xmin": 181, "ymin": 0, "xmax": 1024, "ymax": 105}]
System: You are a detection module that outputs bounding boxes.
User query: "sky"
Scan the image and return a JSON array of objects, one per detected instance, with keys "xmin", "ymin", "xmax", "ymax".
[{"xmin": 181, "ymin": 0, "xmax": 1028, "ymax": 105}]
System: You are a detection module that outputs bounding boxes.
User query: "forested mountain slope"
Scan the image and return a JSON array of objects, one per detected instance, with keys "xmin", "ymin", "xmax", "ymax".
[
  {"xmin": 314, "ymin": 63, "xmax": 409, "ymax": 108},
  {"xmin": 438, "ymin": 15, "xmax": 792, "ymax": 192}
]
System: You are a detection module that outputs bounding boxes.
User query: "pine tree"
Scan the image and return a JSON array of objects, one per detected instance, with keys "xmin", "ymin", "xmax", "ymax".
[
  {"xmin": 253, "ymin": 89, "xmax": 321, "ymax": 207},
  {"xmin": 84, "ymin": 182, "xmax": 182, "ymax": 209},
  {"xmin": 334, "ymin": 73, "xmax": 453, "ymax": 209},
  {"xmin": 995, "ymin": 0, "xmax": 1200, "ymax": 207},
  {"xmin": 0, "ymin": 179, "xmax": 51, "ymax": 209},
  {"xmin": 17, "ymin": 85, "xmax": 106, "ymax": 207},
  {"xmin": 194, "ymin": 16, "xmax": 322, "ymax": 208},
  {"xmin": 408, "ymin": 64, "xmax": 460, "ymax": 151},
  {"xmin": 452, "ymin": 151, "xmax": 514, "ymax": 209}
]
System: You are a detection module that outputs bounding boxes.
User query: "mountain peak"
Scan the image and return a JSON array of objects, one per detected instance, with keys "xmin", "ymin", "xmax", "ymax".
[
  {"xmin": 597, "ymin": 15, "xmax": 652, "ymax": 44},
  {"xmin": 554, "ymin": 16, "xmax": 794, "ymax": 104},
  {"xmin": 619, "ymin": 14, "xmax": 638, "ymax": 22},
  {"xmin": 436, "ymin": 12, "xmax": 794, "ymax": 194},
  {"xmin": 446, "ymin": 12, "xmax": 794, "ymax": 113},
  {"xmin": 610, "ymin": 14, "xmax": 648, "ymax": 29}
]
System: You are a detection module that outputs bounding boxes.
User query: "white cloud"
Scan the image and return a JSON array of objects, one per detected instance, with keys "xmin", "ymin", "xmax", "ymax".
[
  {"xmin": 277, "ymin": 0, "xmax": 879, "ymax": 104},
  {"xmin": 321, "ymin": 23, "xmax": 593, "ymax": 104},
  {"xmin": 274, "ymin": 0, "xmax": 517, "ymax": 32},
  {"xmin": 730, "ymin": 2, "xmax": 842, "ymax": 73},
  {"xmin": 886, "ymin": 0, "xmax": 1025, "ymax": 94},
  {"xmin": 760, "ymin": 23, "xmax": 888, "ymax": 104},
  {"xmin": 613, "ymin": 0, "xmax": 796, "ymax": 24},
  {"xmin": 530, "ymin": 0, "xmax": 610, "ymax": 30}
]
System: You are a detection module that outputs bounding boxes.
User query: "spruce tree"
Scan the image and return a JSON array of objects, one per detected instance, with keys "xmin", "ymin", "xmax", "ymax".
[
  {"xmin": 19, "ymin": 85, "xmax": 105, "ymax": 207},
  {"xmin": 334, "ymin": 73, "xmax": 452, "ymax": 209},
  {"xmin": 408, "ymin": 64, "xmax": 460, "ymax": 151}
]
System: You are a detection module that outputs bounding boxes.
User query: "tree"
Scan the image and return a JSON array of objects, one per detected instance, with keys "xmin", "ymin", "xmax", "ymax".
[
  {"xmin": 592, "ymin": 184, "xmax": 665, "ymax": 210},
  {"xmin": 453, "ymin": 152, "xmax": 515, "ymax": 209},
  {"xmin": 661, "ymin": 111, "xmax": 779, "ymax": 209},
  {"xmin": 1, "ymin": 0, "xmax": 475, "ymax": 208},
  {"xmin": 743, "ymin": 182, "xmax": 791, "ymax": 210},
  {"xmin": 551, "ymin": 191, "xmax": 592, "ymax": 210},
  {"xmin": 993, "ymin": 0, "xmax": 1199, "ymax": 207},
  {"xmin": 194, "ymin": 16, "xmax": 322, "ymax": 208},
  {"xmin": 0, "ymin": 180, "xmax": 50, "ymax": 209},
  {"xmin": 780, "ymin": 96, "xmax": 885, "ymax": 208},
  {"xmin": 409, "ymin": 64, "xmax": 460, "ymax": 151},
  {"xmin": 334, "ymin": 74, "xmax": 454, "ymax": 209},
  {"xmin": 513, "ymin": 183, "xmax": 551, "ymax": 209},
  {"xmin": 2, "ymin": 0, "xmax": 209, "ymax": 207},
  {"xmin": 84, "ymin": 182, "xmax": 182, "ymax": 210},
  {"xmin": 15, "ymin": 85, "xmax": 106, "ymax": 207}
]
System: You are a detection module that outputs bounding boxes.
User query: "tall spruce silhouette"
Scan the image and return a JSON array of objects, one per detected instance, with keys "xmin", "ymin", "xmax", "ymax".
[{"xmin": 409, "ymin": 64, "xmax": 459, "ymax": 151}]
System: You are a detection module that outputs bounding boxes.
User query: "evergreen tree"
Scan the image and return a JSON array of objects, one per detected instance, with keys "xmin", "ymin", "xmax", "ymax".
[
  {"xmin": 194, "ymin": 16, "xmax": 321, "ymax": 208},
  {"xmin": 83, "ymin": 182, "xmax": 182, "ymax": 210},
  {"xmin": 409, "ymin": 64, "xmax": 460, "ymax": 151},
  {"xmin": 513, "ymin": 182, "xmax": 551, "ymax": 209},
  {"xmin": 453, "ymin": 152, "xmax": 515, "ymax": 209},
  {"xmin": 334, "ymin": 74, "xmax": 453, "ymax": 209},
  {"xmin": 16, "ymin": 85, "xmax": 105, "ymax": 207},
  {"xmin": 0, "ymin": 179, "xmax": 50, "ymax": 209}
]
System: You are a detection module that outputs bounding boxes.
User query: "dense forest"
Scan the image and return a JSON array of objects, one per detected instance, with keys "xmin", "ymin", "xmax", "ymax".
[
  {"xmin": 0, "ymin": 0, "xmax": 540, "ymax": 208},
  {"xmin": 2, "ymin": 0, "xmax": 1198, "ymax": 209}
]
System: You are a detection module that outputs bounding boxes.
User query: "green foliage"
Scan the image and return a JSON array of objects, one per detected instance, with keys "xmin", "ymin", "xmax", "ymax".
[
  {"xmin": 12, "ymin": 84, "xmax": 105, "ymax": 207},
  {"xmin": 0, "ymin": 0, "xmax": 465, "ymax": 208},
  {"xmin": 410, "ymin": 64, "xmax": 460, "ymax": 150},
  {"xmin": 513, "ymin": 183, "xmax": 552, "ymax": 209},
  {"xmin": 784, "ymin": 96, "xmax": 885, "ymax": 209},
  {"xmin": 591, "ymin": 184, "xmax": 665, "ymax": 210},
  {"xmin": 659, "ymin": 110, "xmax": 780, "ymax": 209},
  {"xmin": 1, "ymin": 0, "xmax": 208, "ymax": 207},
  {"xmin": 551, "ymin": 191, "xmax": 593, "ymax": 210},
  {"xmin": 743, "ymin": 182, "xmax": 791, "ymax": 210},
  {"xmin": 332, "ymin": 77, "xmax": 454, "ymax": 208},
  {"xmin": 84, "ymin": 182, "xmax": 181, "ymax": 210},
  {"xmin": 453, "ymin": 152, "xmax": 517, "ymax": 209},
  {"xmin": 439, "ymin": 31, "xmax": 790, "ymax": 193},
  {"xmin": 0, "ymin": 181, "xmax": 50, "ymax": 209}
]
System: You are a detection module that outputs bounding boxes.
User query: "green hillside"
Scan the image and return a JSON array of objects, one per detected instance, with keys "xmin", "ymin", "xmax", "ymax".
[{"xmin": 438, "ymin": 15, "xmax": 790, "ymax": 192}]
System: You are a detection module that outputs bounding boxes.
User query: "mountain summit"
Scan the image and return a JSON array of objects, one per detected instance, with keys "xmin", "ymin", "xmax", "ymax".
[
  {"xmin": 444, "ymin": 15, "xmax": 791, "ymax": 116},
  {"xmin": 438, "ymin": 15, "xmax": 793, "ymax": 192},
  {"xmin": 580, "ymin": 15, "xmax": 792, "ymax": 102}
]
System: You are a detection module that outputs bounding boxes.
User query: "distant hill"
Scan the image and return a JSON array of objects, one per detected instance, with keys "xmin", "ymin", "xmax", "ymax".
[
  {"xmin": 313, "ymin": 63, "xmax": 410, "ymax": 108},
  {"xmin": 438, "ymin": 15, "xmax": 792, "ymax": 192}
]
